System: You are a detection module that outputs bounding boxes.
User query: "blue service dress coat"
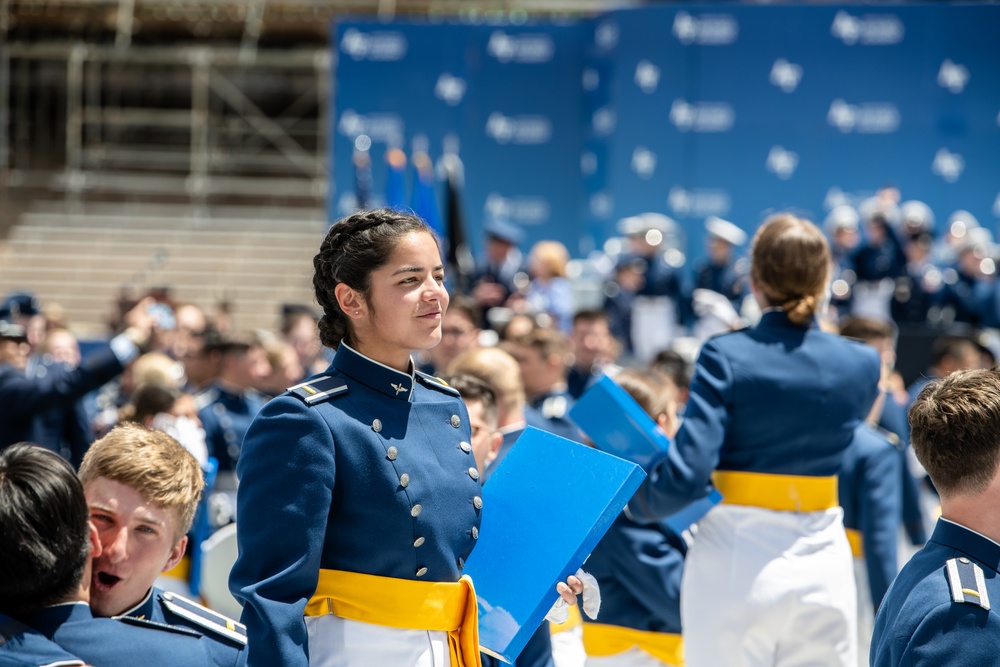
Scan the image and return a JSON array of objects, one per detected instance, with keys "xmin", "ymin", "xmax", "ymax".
[
  {"xmin": 871, "ymin": 518, "xmax": 1000, "ymax": 666},
  {"xmin": 0, "ymin": 612, "xmax": 83, "ymax": 667},
  {"xmin": 22, "ymin": 602, "xmax": 244, "ymax": 667},
  {"xmin": 229, "ymin": 343, "xmax": 483, "ymax": 667},
  {"xmin": 838, "ymin": 423, "xmax": 902, "ymax": 610},
  {"xmin": 196, "ymin": 384, "xmax": 266, "ymax": 474},
  {"xmin": 629, "ymin": 309, "xmax": 881, "ymax": 519}
]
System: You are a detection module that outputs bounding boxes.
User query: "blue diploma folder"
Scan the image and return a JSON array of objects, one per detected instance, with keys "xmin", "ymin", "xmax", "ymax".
[
  {"xmin": 464, "ymin": 426, "xmax": 645, "ymax": 663},
  {"xmin": 570, "ymin": 374, "xmax": 723, "ymax": 534}
]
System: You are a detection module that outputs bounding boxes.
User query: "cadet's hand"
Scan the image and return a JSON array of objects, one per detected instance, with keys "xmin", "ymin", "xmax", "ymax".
[
  {"xmin": 545, "ymin": 569, "xmax": 601, "ymax": 623},
  {"xmin": 122, "ymin": 297, "xmax": 157, "ymax": 347}
]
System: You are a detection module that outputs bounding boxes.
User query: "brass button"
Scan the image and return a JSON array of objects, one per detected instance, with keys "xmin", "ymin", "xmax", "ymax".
[
  {"xmin": 450, "ymin": 415, "xmax": 461, "ymax": 428},
  {"xmin": 387, "ymin": 446, "xmax": 398, "ymax": 461},
  {"xmin": 416, "ymin": 567, "xmax": 428, "ymax": 577},
  {"xmin": 372, "ymin": 419, "xmax": 382, "ymax": 433},
  {"xmin": 471, "ymin": 526, "xmax": 479, "ymax": 540},
  {"xmin": 411, "ymin": 504, "xmax": 422, "ymax": 517},
  {"xmin": 468, "ymin": 467, "xmax": 480, "ymax": 481},
  {"xmin": 460, "ymin": 441, "xmax": 472, "ymax": 453},
  {"xmin": 400, "ymin": 473, "xmax": 410, "ymax": 488},
  {"xmin": 473, "ymin": 496, "xmax": 483, "ymax": 510},
  {"xmin": 414, "ymin": 537, "xmax": 425, "ymax": 548}
]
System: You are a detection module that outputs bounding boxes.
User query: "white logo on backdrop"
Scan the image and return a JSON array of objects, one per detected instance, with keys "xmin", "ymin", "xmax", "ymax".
[
  {"xmin": 631, "ymin": 147, "xmax": 657, "ymax": 179},
  {"xmin": 938, "ymin": 59, "xmax": 970, "ymax": 94},
  {"xmin": 668, "ymin": 187, "xmax": 731, "ymax": 217},
  {"xmin": 340, "ymin": 28, "xmax": 408, "ymax": 61},
  {"xmin": 582, "ymin": 68, "xmax": 600, "ymax": 91},
  {"xmin": 932, "ymin": 148, "xmax": 964, "ymax": 183},
  {"xmin": 590, "ymin": 191, "xmax": 614, "ymax": 218},
  {"xmin": 485, "ymin": 113, "xmax": 552, "ymax": 145},
  {"xmin": 766, "ymin": 146, "xmax": 799, "ymax": 180},
  {"xmin": 770, "ymin": 58, "xmax": 803, "ymax": 93},
  {"xmin": 595, "ymin": 21, "xmax": 619, "ymax": 50},
  {"xmin": 434, "ymin": 74, "xmax": 467, "ymax": 106},
  {"xmin": 487, "ymin": 31, "xmax": 555, "ymax": 64},
  {"xmin": 592, "ymin": 107, "xmax": 617, "ymax": 136},
  {"xmin": 670, "ymin": 100, "xmax": 735, "ymax": 132},
  {"xmin": 831, "ymin": 11, "xmax": 904, "ymax": 45},
  {"xmin": 635, "ymin": 60, "xmax": 661, "ymax": 93},
  {"xmin": 827, "ymin": 99, "xmax": 900, "ymax": 133},
  {"xmin": 673, "ymin": 11, "xmax": 739, "ymax": 45},
  {"xmin": 485, "ymin": 193, "xmax": 551, "ymax": 225},
  {"xmin": 581, "ymin": 151, "xmax": 598, "ymax": 176},
  {"xmin": 338, "ymin": 110, "xmax": 404, "ymax": 145}
]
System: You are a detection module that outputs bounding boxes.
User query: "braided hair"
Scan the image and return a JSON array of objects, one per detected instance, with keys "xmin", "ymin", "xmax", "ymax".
[
  {"xmin": 313, "ymin": 208, "xmax": 433, "ymax": 350},
  {"xmin": 750, "ymin": 214, "xmax": 831, "ymax": 325}
]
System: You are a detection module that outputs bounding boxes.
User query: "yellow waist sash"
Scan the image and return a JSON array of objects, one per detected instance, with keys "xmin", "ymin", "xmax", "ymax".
[
  {"xmin": 845, "ymin": 528, "xmax": 864, "ymax": 557},
  {"xmin": 306, "ymin": 569, "xmax": 481, "ymax": 667},
  {"xmin": 549, "ymin": 604, "xmax": 582, "ymax": 634},
  {"xmin": 712, "ymin": 470, "xmax": 838, "ymax": 512},
  {"xmin": 582, "ymin": 623, "xmax": 683, "ymax": 666}
]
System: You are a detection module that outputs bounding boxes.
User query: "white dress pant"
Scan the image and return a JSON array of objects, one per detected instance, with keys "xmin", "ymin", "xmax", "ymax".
[
  {"xmin": 552, "ymin": 624, "xmax": 587, "ymax": 667},
  {"xmin": 305, "ymin": 614, "xmax": 450, "ymax": 667},
  {"xmin": 586, "ymin": 648, "xmax": 677, "ymax": 667},
  {"xmin": 682, "ymin": 505, "xmax": 857, "ymax": 667}
]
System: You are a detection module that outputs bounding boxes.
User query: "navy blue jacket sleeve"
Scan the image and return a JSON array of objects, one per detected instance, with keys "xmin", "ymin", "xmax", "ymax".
[
  {"xmin": 873, "ymin": 601, "xmax": 1000, "ymax": 666},
  {"xmin": 628, "ymin": 339, "xmax": 731, "ymax": 520},
  {"xmin": 860, "ymin": 441, "xmax": 902, "ymax": 610},
  {"xmin": 229, "ymin": 397, "xmax": 336, "ymax": 667},
  {"xmin": 0, "ymin": 346, "xmax": 123, "ymax": 415}
]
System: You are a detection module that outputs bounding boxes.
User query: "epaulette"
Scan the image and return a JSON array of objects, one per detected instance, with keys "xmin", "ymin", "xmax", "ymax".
[
  {"xmin": 287, "ymin": 375, "xmax": 348, "ymax": 406},
  {"xmin": 872, "ymin": 425, "xmax": 903, "ymax": 450},
  {"xmin": 159, "ymin": 591, "xmax": 247, "ymax": 646},
  {"xmin": 117, "ymin": 615, "xmax": 203, "ymax": 638},
  {"xmin": 415, "ymin": 371, "xmax": 460, "ymax": 397},
  {"xmin": 194, "ymin": 388, "xmax": 218, "ymax": 411},
  {"xmin": 541, "ymin": 395, "xmax": 569, "ymax": 420},
  {"xmin": 946, "ymin": 557, "xmax": 991, "ymax": 610}
]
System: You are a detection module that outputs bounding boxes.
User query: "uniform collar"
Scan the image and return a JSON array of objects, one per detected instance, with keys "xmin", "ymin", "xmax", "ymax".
[
  {"xmin": 25, "ymin": 602, "xmax": 94, "ymax": 632},
  {"xmin": 757, "ymin": 309, "xmax": 816, "ymax": 330},
  {"xmin": 116, "ymin": 587, "xmax": 155, "ymax": 619},
  {"xmin": 333, "ymin": 343, "xmax": 415, "ymax": 401},
  {"xmin": 933, "ymin": 518, "xmax": 1000, "ymax": 572}
]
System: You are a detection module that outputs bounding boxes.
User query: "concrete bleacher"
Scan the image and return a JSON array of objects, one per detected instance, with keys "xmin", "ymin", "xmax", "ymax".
[{"xmin": 0, "ymin": 202, "xmax": 327, "ymax": 338}]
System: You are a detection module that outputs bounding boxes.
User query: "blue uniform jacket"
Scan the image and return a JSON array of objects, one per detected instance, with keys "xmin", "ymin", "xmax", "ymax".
[
  {"xmin": 584, "ymin": 513, "xmax": 686, "ymax": 635},
  {"xmin": 22, "ymin": 602, "xmax": 243, "ymax": 667},
  {"xmin": 0, "ymin": 613, "xmax": 83, "ymax": 667},
  {"xmin": 230, "ymin": 343, "xmax": 483, "ymax": 667},
  {"xmin": 871, "ymin": 519, "xmax": 1000, "ymax": 666},
  {"xmin": 630, "ymin": 310, "xmax": 881, "ymax": 520},
  {"xmin": 0, "ymin": 346, "xmax": 123, "ymax": 453},
  {"xmin": 527, "ymin": 390, "xmax": 584, "ymax": 444},
  {"xmin": 839, "ymin": 424, "xmax": 902, "ymax": 610},
  {"xmin": 197, "ymin": 385, "xmax": 266, "ymax": 473}
]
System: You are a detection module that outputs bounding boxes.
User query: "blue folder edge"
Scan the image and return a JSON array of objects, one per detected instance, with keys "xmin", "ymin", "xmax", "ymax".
[{"xmin": 465, "ymin": 427, "xmax": 646, "ymax": 663}]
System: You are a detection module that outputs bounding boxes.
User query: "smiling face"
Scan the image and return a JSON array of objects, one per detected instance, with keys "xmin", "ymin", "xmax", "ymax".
[
  {"xmin": 86, "ymin": 477, "xmax": 186, "ymax": 617},
  {"xmin": 348, "ymin": 231, "xmax": 449, "ymax": 371}
]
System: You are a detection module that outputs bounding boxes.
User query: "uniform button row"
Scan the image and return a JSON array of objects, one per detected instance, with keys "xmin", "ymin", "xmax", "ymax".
[
  {"xmin": 468, "ymin": 467, "xmax": 479, "ymax": 481},
  {"xmin": 473, "ymin": 496, "xmax": 483, "ymax": 510},
  {"xmin": 460, "ymin": 441, "xmax": 472, "ymax": 453}
]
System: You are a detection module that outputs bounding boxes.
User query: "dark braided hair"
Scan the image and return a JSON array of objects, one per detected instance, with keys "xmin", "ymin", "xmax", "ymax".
[{"xmin": 313, "ymin": 208, "xmax": 434, "ymax": 350}]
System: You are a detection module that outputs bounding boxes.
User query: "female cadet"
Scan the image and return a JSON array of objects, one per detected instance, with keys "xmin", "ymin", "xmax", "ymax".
[
  {"xmin": 627, "ymin": 214, "xmax": 882, "ymax": 667},
  {"xmin": 581, "ymin": 369, "xmax": 686, "ymax": 667},
  {"xmin": 230, "ymin": 209, "xmax": 580, "ymax": 667}
]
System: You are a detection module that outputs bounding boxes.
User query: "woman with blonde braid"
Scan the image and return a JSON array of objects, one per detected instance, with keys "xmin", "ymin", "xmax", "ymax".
[{"xmin": 628, "ymin": 214, "xmax": 881, "ymax": 667}]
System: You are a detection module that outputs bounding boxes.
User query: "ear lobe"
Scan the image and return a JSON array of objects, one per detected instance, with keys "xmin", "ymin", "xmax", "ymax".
[
  {"xmin": 162, "ymin": 535, "xmax": 188, "ymax": 573},
  {"xmin": 334, "ymin": 284, "xmax": 364, "ymax": 319}
]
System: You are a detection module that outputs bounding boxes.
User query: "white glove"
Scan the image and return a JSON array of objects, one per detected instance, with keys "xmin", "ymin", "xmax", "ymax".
[
  {"xmin": 691, "ymin": 288, "xmax": 741, "ymax": 327},
  {"xmin": 544, "ymin": 569, "xmax": 602, "ymax": 624}
]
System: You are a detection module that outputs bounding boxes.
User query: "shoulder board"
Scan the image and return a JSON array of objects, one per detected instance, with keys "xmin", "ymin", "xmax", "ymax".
[
  {"xmin": 872, "ymin": 425, "xmax": 903, "ymax": 449},
  {"xmin": 194, "ymin": 388, "xmax": 218, "ymax": 411},
  {"xmin": 541, "ymin": 395, "xmax": 568, "ymax": 420},
  {"xmin": 415, "ymin": 371, "xmax": 460, "ymax": 397},
  {"xmin": 945, "ymin": 557, "xmax": 991, "ymax": 610},
  {"xmin": 159, "ymin": 591, "xmax": 247, "ymax": 646},
  {"xmin": 116, "ymin": 615, "xmax": 203, "ymax": 638},
  {"xmin": 287, "ymin": 375, "xmax": 349, "ymax": 406}
]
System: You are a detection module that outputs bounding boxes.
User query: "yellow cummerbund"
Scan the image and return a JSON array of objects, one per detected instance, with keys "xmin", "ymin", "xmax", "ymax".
[
  {"xmin": 845, "ymin": 528, "xmax": 864, "ymax": 557},
  {"xmin": 306, "ymin": 569, "xmax": 481, "ymax": 667},
  {"xmin": 582, "ymin": 622, "xmax": 683, "ymax": 666},
  {"xmin": 712, "ymin": 470, "xmax": 838, "ymax": 512},
  {"xmin": 549, "ymin": 604, "xmax": 583, "ymax": 634}
]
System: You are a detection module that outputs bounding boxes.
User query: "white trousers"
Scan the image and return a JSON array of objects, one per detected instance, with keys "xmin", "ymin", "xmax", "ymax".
[
  {"xmin": 681, "ymin": 505, "xmax": 857, "ymax": 667},
  {"xmin": 305, "ymin": 614, "xmax": 450, "ymax": 667},
  {"xmin": 552, "ymin": 625, "xmax": 587, "ymax": 667},
  {"xmin": 586, "ymin": 647, "xmax": 676, "ymax": 667}
]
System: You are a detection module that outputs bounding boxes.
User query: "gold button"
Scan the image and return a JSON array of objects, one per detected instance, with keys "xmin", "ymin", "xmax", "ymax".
[
  {"xmin": 414, "ymin": 537, "xmax": 425, "ymax": 547},
  {"xmin": 387, "ymin": 446, "xmax": 398, "ymax": 461},
  {"xmin": 473, "ymin": 496, "xmax": 483, "ymax": 510},
  {"xmin": 416, "ymin": 567, "xmax": 428, "ymax": 577},
  {"xmin": 411, "ymin": 504, "xmax": 422, "ymax": 517},
  {"xmin": 372, "ymin": 419, "xmax": 382, "ymax": 433},
  {"xmin": 450, "ymin": 415, "xmax": 461, "ymax": 428},
  {"xmin": 471, "ymin": 526, "xmax": 479, "ymax": 540},
  {"xmin": 460, "ymin": 441, "xmax": 472, "ymax": 453},
  {"xmin": 400, "ymin": 473, "xmax": 410, "ymax": 488},
  {"xmin": 468, "ymin": 467, "xmax": 480, "ymax": 481}
]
